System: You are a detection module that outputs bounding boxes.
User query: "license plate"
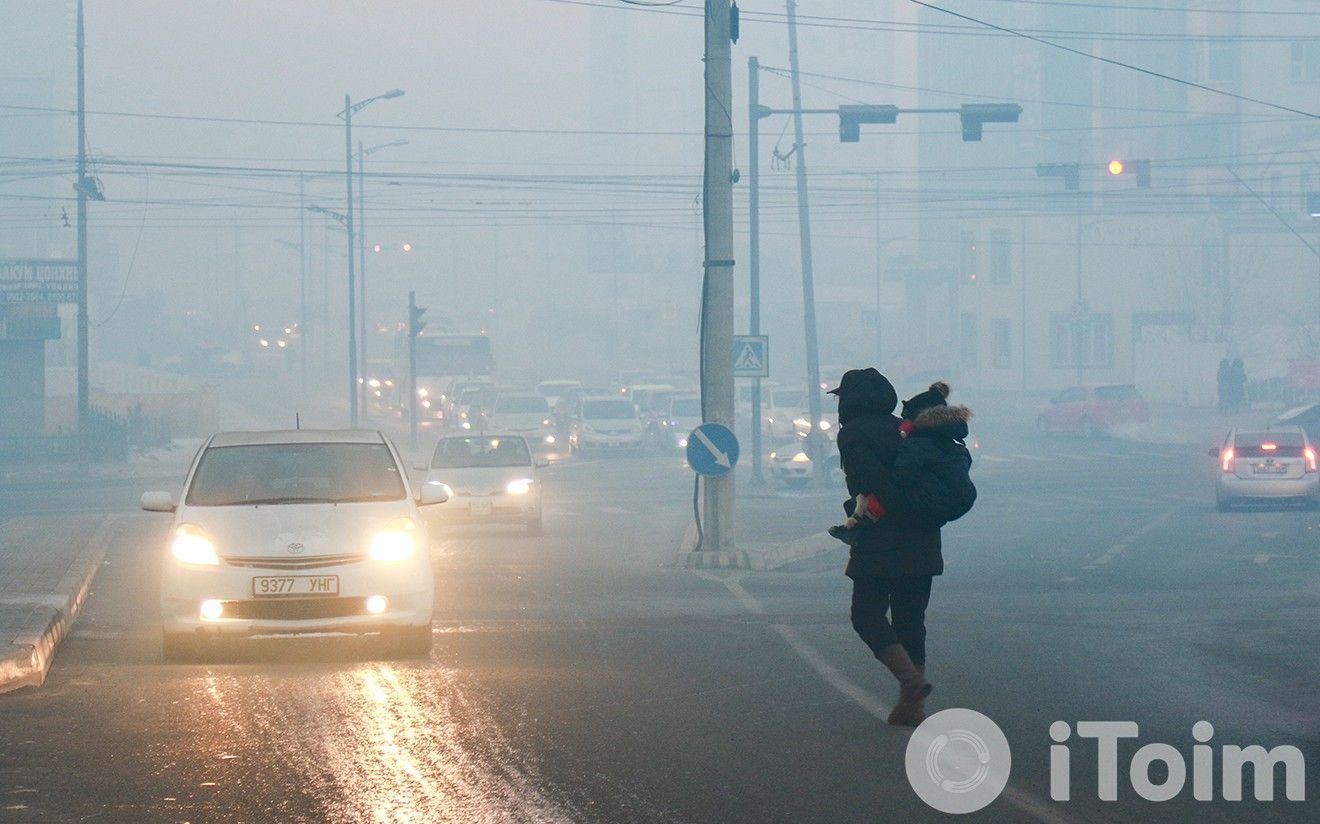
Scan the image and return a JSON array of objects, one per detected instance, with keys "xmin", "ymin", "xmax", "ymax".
[
  {"xmin": 1253, "ymin": 464, "xmax": 1288, "ymax": 474},
  {"xmin": 251, "ymin": 575, "xmax": 339, "ymax": 598},
  {"xmin": 470, "ymin": 499, "xmax": 493, "ymax": 516}
]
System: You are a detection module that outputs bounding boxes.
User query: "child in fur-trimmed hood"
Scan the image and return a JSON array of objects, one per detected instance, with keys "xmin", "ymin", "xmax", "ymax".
[{"xmin": 830, "ymin": 381, "xmax": 976, "ymax": 544}]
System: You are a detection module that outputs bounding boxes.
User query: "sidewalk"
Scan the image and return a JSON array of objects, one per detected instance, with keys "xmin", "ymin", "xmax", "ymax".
[
  {"xmin": 680, "ymin": 481, "xmax": 842, "ymax": 571},
  {"xmin": 0, "ymin": 515, "xmax": 120, "ymax": 694}
]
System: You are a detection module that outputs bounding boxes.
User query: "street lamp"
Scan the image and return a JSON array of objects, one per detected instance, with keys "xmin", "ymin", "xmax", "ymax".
[
  {"xmin": 355, "ymin": 138, "xmax": 408, "ymax": 419},
  {"xmin": 337, "ymin": 89, "xmax": 404, "ymax": 426}
]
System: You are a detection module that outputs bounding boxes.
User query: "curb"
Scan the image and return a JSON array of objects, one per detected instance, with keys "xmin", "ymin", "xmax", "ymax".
[
  {"xmin": 0, "ymin": 517, "xmax": 117, "ymax": 695},
  {"xmin": 677, "ymin": 523, "xmax": 836, "ymax": 572}
]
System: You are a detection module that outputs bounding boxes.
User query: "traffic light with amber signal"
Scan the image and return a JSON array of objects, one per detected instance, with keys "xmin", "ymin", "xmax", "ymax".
[{"xmin": 1107, "ymin": 158, "xmax": 1150, "ymax": 188}]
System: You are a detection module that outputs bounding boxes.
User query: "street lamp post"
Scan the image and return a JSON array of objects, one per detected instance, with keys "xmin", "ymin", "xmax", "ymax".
[
  {"xmin": 355, "ymin": 139, "xmax": 407, "ymax": 419},
  {"xmin": 337, "ymin": 89, "xmax": 403, "ymax": 427}
]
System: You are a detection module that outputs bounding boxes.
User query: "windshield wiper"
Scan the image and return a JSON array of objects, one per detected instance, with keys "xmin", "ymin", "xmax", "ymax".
[
  {"xmin": 333, "ymin": 493, "xmax": 404, "ymax": 503},
  {"xmin": 235, "ymin": 496, "xmax": 334, "ymax": 506}
]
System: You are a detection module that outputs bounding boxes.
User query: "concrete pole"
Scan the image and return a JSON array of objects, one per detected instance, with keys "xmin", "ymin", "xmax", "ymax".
[
  {"xmin": 702, "ymin": 0, "xmax": 736, "ymax": 551},
  {"xmin": 786, "ymin": 0, "xmax": 825, "ymax": 483},
  {"xmin": 75, "ymin": 0, "xmax": 89, "ymax": 461},
  {"xmin": 747, "ymin": 55, "xmax": 764, "ymax": 486},
  {"xmin": 298, "ymin": 173, "xmax": 307, "ymax": 396},
  {"xmin": 344, "ymin": 95, "xmax": 359, "ymax": 426}
]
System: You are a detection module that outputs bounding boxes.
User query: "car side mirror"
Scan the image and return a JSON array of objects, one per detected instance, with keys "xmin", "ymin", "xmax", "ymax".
[
  {"xmin": 418, "ymin": 481, "xmax": 451, "ymax": 506},
  {"xmin": 534, "ymin": 458, "xmax": 549, "ymax": 469},
  {"xmin": 1208, "ymin": 447, "xmax": 1221, "ymax": 458},
  {"xmin": 141, "ymin": 491, "xmax": 176, "ymax": 513}
]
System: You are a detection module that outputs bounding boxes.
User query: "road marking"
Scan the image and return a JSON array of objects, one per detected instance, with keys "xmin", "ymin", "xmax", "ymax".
[
  {"xmin": 692, "ymin": 571, "xmax": 1080, "ymax": 824},
  {"xmin": 1080, "ymin": 508, "xmax": 1176, "ymax": 570},
  {"xmin": 1053, "ymin": 495, "xmax": 1102, "ymax": 506},
  {"xmin": 1161, "ymin": 494, "xmax": 1206, "ymax": 504},
  {"xmin": 978, "ymin": 455, "xmax": 1013, "ymax": 464},
  {"xmin": 1106, "ymin": 495, "xmax": 1164, "ymax": 506},
  {"xmin": 1008, "ymin": 453, "xmax": 1053, "ymax": 463}
]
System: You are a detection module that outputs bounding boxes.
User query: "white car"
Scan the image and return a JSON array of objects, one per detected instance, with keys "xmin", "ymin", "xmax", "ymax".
[
  {"xmin": 487, "ymin": 393, "xmax": 557, "ymax": 449},
  {"xmin": 1211, "ymin": 427, "xmax": 1320, "ymax": 510},
  {"xmin": 536, "ymin": 379, "xmax": 581, "ymax": 410},
  {"xmin": 663, "ymin": 394, "xmax": 704, "ymax": 449},
  {"xmin": 424, "ymin": 434, "xmax": 546, "ymax": 533},
  {"xmin": 571, "ymin": 396, "xmax": 645, "ymax": 454},
  {"xmin": 142, "ymin": 429, "xmax": 448, "ymax": 660}
]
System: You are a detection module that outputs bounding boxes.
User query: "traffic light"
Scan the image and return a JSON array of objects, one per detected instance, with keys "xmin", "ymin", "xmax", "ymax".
[
  {"xmin": 1107, "ymin": 158, "xmax": 1150, "ymax": 188},
  {"xmin": 1037, "ymin": 162, "xmax": 1080, "ymax": 191},
  {"xmin": 838, "ymin": 104, "xmax": 898, "ymax": 142},
  {"xmin": 959, "ymin": 104, "xmax": 1022, "ymax": 142},
  {"xmin": 409, "ymin": 302, "xmax": 427, "ymax": 338}
]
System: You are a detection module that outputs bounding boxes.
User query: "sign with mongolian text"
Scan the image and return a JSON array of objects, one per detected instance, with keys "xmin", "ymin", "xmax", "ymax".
[{"xmin": 0, "ymin": 259, "xmax": 79, "ymax": 304}]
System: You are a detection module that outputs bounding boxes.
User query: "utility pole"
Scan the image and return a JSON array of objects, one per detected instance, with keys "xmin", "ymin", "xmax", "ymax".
[
  {"xmin": 747, "ymin": 55, "xmax": 764, "ymax": 485},
  {"xmin": 786, "ymin": 0, "xmax": 825, "ymax": 483},
  {"xmin": 408, "ymin": 291, "xmax": 425, "ymax": 452},
  {"xmin": 357, "ymin": 140, "xmax": 367, "ymax": 417},
  {"xmin": 344, "ymin": 94, "xmax": 360, "ymax": 427},
  {"xmin": 75, "ymin": 0, "xmax": 89, "ymax": 462},
  {"xmin": 701, "ymin": 0, "xmax": 736, "ymax": 551},
  {"xmin": 298, "ymin": 172, "xmax": 307, "ymax": 395}
]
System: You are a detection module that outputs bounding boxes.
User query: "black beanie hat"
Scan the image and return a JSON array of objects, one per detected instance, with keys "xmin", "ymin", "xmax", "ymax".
[{"xmin": 901, "ymin": 381, "xmax": 951, "ymax": 421}]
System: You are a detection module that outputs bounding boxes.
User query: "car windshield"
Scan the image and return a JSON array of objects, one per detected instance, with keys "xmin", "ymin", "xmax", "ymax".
[
  {"xmin": 582, "ymin": 399, "xmax": 636, "ymax": 420},
  {"xmin": 495, "ymin": 396, "xmax": 549, "ymax": 414},
  {"xmin": 186, "ymin": 443, "xmax": 405, "ymax": 506},
  {"xmin": 430, "ymin": 436, "xmax": 532, "ymax": 468},
  {"xmin": 671, "ymin": 398, "xmax": 702, "ymax": 417}
]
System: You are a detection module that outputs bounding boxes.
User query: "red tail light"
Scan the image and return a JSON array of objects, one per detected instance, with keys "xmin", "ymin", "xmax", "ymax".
[
  {"xmin": 1305, "ymin": 446, "xmax": 1318, "ymax": 473},
  {"xmin": 1221, "ymin": 447, "xmax": 1234, "ymax": 473}
]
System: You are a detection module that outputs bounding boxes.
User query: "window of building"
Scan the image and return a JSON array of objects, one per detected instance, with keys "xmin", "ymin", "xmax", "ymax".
[
  {"xmin": 1291, "ymin": 42, "xmax": 1320, "ymax": 83},
  {"xmin": 1049, "ymin": 312, "xmax": 1115, "ymax": 369},
  {"xmin": 990, "ymin": 229, "xmax": 1011, "ymax": 284},
  {"xmin": 991, "ymin": 319, "xmax": 1011, "ymax": 368},
  {"xmin": 960, "ymin": 312, "xmax": 978, "ymax": 368}
]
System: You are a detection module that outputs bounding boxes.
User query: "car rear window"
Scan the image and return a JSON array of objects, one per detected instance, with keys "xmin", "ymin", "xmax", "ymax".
[
  {"xmin": 1233, "ymin": 432, "xmax": 1304, "ymax": 458},
  {"xmin": 1095, "ymin": 386, "xmax": 1142, "ymax": 402}
]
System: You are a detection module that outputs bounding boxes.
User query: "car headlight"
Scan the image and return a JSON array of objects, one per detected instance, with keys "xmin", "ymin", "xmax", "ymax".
[
  {"xmin": 542, "ymin": 419, "xmax": 552, "ymax": 427},
  {"xmin": 460, "ymin": 421, "xmax": 472, "ymax": 430},
  {"xmin": 791, "ymin": 452, "xmax": 811, "ymax": 463},
  {"xmin": 506, "ymin": 478, "xmax": 533, "ymax": 495},
  {"xmin": 171, "ymin": 523, "xmax": 219, "ymax": 566},
  {"xmin": 545, "ymin": 435, "xmax": 556, "ymax": 444},
  {"xmin": 819, "ymin": 420, "xmax": 832, "ymax": 431},
  {"xmin": 368, "ymin": 520, "xmax": 416, "ymax": 562}
]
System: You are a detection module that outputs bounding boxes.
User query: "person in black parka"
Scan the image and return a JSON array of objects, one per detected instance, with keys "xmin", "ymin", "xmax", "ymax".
[{"xmin": 830, "ymin": 368, "xmax": 940, "ymax": 727}]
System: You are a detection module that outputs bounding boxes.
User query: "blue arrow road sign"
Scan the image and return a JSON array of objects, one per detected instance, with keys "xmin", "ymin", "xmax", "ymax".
[{"xmin": 686, "ymin": 422, "xmax": 740, "ymax": 476}]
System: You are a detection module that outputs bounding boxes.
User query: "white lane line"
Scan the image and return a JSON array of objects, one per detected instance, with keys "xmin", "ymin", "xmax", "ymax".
[
  {"xmin": 1106, "ymin": 495, "xmax": 1164, "ymax": 506},
  {"xmin": 1052, "ymin": 495, "xmax": 1103, "ymax": 506},
  {"xmin": 1161, "ymin": 494, "xmax": 1206, "ymax": 504},
  {"xmin": 692, "ymin": 571, "xmax": 1081, "ymax": 824},
  {"xmin": 1081, "ymin": 507, "xmax": 1176, "ymax": 570},
  {"xmin": 1054, "ymin": 453, "xmax": 1092, "ymax": 462},
  {"xmin": 1009, "ymin": 454, "xmax": 1054, "ymax": 463},
  {"xmin": 541, "ymin": 459, "xmax": 601, "ymax": 472},
  {"xmin": 978, "ymin": 455, "xmax": 1013, "ymax": 464}
]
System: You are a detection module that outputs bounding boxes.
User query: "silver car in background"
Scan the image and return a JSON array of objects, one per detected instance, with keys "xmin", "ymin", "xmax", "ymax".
[{"xmin": 1212, "ymin": 427, "xmax": 1319, "ymax": 510}]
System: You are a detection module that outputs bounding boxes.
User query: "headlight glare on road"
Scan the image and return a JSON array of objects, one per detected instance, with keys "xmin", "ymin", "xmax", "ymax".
[
  {"xmin": 171, "ymin": 524, "xmax": 219, "ymax": 566},
  {"xmin": 506, "ymin": 478, "xmax": 533, "ymax": 495},
  {"xmin": 368, "ymin": 521, "xmax": 416, "ymax": 562}
]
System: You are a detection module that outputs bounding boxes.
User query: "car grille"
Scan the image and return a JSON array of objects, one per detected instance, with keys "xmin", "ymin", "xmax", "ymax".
[
  {"xmin": 220, "ymin": 597, "xmax": 371, "ymax": 621},
  {"xmin": 223, "ymin": 553, "xmax": 363, "ymax": 570}
]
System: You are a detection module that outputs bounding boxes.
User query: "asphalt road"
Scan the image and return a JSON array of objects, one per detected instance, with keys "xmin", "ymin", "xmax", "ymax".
[{"xmin": 1, "ymin": 422, "xmax": 1317, "ymax": 822}]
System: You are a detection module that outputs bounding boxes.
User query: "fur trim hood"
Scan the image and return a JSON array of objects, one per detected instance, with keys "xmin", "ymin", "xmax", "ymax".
[{"xmin": 908, "ymin": 403, "xmax": 973, "ymax": 440}]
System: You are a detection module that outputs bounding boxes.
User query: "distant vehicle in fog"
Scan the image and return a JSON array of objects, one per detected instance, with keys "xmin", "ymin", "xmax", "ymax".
[
  {"xmin": 143, "ymin": 429, "xmax": 446, "ymax": 660},
  {"xmin": 399, "ymin": 334, "xmax": 494, "ymax": 420},
  {"xmin": 571, "ymin": 396, "xmax": 645, "ymax": 455},
  {"xmin": 1036, "ymin": 384, "xmax": 1149, "ymax": 437},
  {"xmin": 487, "ymin": 393, "xmax": 557, "ymax": 449},
  {"xmin": 1272, "ymin": 401, "xmax": 1320, "ymax": 444},
  {"xmin": 536, "ymin": 380, "xmax": 581, "ymax": 409},
  {"xmin": 424, "ymin": 434, "xmax": 546, "ymax": 533},
  {"xmin": 1210, "ymin": 427, "xmax": 1319, "ymax": 510},
  {"xmin": 662, "ymin": 394, "xmax": 703, "ymax": 449}
]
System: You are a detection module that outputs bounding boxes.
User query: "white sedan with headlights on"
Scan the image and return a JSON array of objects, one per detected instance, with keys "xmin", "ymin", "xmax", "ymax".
[
  {"xmin": 423, "ymin": 434, "xmax": 547, "ymax": 533},
  {"xmin": 141, "ymin": 429, "xmax": 448, "ymax": 660},
  {"xmin": 767, "ymin": 444, "xmax": 844, "ymax": 488},
  {"xmin": 486, "ymin": 393, "xmax": 558, "ymax": 451}
]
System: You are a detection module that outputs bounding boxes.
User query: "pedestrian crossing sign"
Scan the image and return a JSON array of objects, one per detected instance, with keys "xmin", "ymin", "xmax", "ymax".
[{"xmin": 732, "ymin": 335, "xmax": 769, "ymax": 378}]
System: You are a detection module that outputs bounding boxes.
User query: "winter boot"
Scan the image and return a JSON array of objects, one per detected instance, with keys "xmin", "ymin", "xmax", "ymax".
[{"xmin": 878, "ymin": 646, "xmax": 931, "ymax": 728}]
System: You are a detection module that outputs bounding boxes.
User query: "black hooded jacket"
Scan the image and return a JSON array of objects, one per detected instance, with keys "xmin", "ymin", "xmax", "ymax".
[
  {"xmin": 834, "ymin": 371, "xmax": 943, "ymax": 578},
  {"xmin": 880, "ymin": 405, "xmax": 977, "ymax": 528}
]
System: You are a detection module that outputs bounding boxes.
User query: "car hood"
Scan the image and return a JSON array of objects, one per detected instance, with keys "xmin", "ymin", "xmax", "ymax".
[
  {"xmin": 425, "ymin": 465, "xmax": 533, "ymax": 494},
  {"xmin": 177, "ymin": 500, "xmax": 414, "ymax": 558}
]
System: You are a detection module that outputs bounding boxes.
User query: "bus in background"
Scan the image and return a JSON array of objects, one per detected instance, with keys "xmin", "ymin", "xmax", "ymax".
[{"xmin": 394, "ymin": 333, "xmax": 494, "ymax": 425}]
